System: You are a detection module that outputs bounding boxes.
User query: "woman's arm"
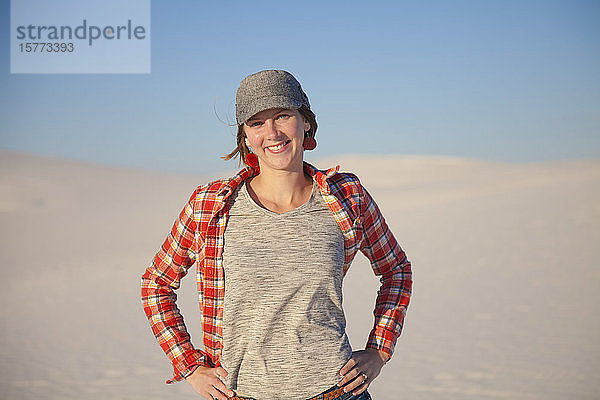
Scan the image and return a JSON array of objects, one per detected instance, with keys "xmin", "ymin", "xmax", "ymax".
[
  {"xmin": 140, "ymin": 188, "xmax": 206, "ymax": 383},
  {"xmin": 338, "ymin": 184, "xmax": 412, "ymax": 395},
  {"xmin": 359, "ymin": 184, "xmax": 413, "ymax": 359}
]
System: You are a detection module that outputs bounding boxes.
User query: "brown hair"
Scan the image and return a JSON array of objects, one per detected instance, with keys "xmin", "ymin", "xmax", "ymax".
[{"xmin": 222, "ymin": 104, "xmax": 318, "ymax": 166}]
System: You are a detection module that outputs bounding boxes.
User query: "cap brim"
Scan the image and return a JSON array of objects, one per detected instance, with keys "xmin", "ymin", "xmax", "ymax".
[{"xmin": 237, "ymin": 95, "xmax": 303, "ymax": 125}]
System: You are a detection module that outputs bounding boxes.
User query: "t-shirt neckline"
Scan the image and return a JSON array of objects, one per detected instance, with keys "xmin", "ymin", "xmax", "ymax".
[{"xmin": 241, "ymin": 179, "xmax": 317, "ymax": 216}]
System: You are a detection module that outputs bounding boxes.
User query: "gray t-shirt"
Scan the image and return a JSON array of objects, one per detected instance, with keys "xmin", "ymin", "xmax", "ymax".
[{"xmin": 221, "ymin": 180, "xmax": 352, "ymax": 400}]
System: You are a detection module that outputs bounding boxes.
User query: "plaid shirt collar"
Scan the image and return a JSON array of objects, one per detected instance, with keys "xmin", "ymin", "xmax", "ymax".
[{"xmin": 215, "ymin": 161, "xmax": 341, "ymax": 200}]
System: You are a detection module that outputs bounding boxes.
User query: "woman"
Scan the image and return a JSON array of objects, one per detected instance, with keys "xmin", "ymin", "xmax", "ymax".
[{"xmin": 141, "ymin": 70, "xmax": 412, "ymax": 400}]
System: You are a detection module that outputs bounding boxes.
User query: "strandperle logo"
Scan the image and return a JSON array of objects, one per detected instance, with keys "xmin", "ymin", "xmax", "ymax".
[
  {"xmin": 11, "ymin": 0, "xmax": 150, "ymax": 73},
  {"xmin": 15, "ymin": 19, "xmax": 147, "ymax": 46}
]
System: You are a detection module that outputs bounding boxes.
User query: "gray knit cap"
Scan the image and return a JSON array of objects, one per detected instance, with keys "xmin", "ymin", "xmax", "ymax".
[{"xmin": 235, "ymin": 70, "xmax": 310, "ymax": 125}]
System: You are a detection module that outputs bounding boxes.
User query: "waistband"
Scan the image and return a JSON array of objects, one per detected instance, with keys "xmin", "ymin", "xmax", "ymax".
[{"xmin": 230, "ymin": 384, "xmax": 349, "ymax": 400}]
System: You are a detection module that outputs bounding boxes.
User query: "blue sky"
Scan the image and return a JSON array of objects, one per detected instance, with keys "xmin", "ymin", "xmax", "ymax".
[{"xmin": 1, "ymin": 0, "xmax": 599, "ymax": 174}]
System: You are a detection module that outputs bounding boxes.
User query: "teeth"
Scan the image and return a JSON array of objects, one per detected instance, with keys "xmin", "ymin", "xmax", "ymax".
[{"xmin": 268, "ymin": 142, "xmax": 287, "ymax": 151}]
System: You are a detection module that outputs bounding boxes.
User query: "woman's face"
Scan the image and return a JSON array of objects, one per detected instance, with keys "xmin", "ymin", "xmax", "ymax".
[{"xmin": 243, "ymin": 107, "xmax": 310, "ymax": 173}]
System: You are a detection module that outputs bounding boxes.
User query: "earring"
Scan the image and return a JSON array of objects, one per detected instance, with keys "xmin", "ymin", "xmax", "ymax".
[
  {"xmin": 303, "ymin": 135, "xmax": 317, "ymax": 151},
  {"xmin": 244, "ymin": 152, "xmax": 259, "ymax": 168}
]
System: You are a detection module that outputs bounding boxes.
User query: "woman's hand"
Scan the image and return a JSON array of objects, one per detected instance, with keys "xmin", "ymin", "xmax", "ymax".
[
  {"xmin": 337, "ymin": 348, "xmax": 389, "ymax": 395},
  {"xmin": 185, "ymin": 365, "xmax": 235, "ymax": 400}
]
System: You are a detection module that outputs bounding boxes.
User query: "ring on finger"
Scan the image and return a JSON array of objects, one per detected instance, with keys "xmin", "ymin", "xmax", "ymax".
[{"xmin": 361, "ymin": 372, "xmax": 368, "ymax": 382}]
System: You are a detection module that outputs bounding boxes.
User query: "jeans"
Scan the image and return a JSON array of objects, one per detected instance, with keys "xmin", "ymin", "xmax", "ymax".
[{"xmin": 338, "ymin": 391, "xmax": 372, "ymax": 400}]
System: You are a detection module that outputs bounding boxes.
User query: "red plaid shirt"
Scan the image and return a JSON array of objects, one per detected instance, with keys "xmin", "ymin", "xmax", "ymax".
[{"xmin": 141, "ymin": 162, "xmax": 412, "ymax": 384}]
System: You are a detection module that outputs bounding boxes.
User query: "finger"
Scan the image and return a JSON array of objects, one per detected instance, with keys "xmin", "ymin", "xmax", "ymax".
[
  {"xmin": 207, "ymin": 386, "xmax": 231, "ymax": 400},
  {"xmin": 352, "ymin": 381, "xmax": 369, "ymax": 396},
  {"xmin": 338, "ymin": 358, "xmax": 357, "ymax": 376},
  {"xmin": 341, "ymin": 374, "xmax": 367, "ymax": 393},
  {"xmin": 337, "ymin": 367, "xmax": 360, "ymax": 387},
  {"xmin": 215, "ymin": 367, "xmax": 229, "ymax": 379},
  {"xmin": 211, "ymin": 377, "xmax": 235, "ymax": 398}
]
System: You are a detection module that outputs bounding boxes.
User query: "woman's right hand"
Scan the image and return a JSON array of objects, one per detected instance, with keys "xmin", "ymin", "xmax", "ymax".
[{"xmin": 185, "ymin": 365, "xmax": 235, "ymax": 400}]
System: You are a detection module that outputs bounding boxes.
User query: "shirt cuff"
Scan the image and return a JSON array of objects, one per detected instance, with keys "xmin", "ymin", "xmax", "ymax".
[
  {"xmin": 366, "ymin": 327, "xmax": 398, "ymax": 361},
  {"xmin": 165, "ymin": 349, "xmax": 206, "ymax": 384}
]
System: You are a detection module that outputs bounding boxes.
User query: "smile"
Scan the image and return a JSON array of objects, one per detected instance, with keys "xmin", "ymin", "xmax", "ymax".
[{"xmin": 265, "ymin": 140, "xmax": 291, "ymax": 153}]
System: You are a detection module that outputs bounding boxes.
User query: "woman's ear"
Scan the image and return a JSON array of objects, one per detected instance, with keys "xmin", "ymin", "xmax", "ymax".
[
  {"xmin": 303, "ymin": 118, "xmax": 311, "ymax": 133},
  {"xmin": 244, "ymin": 137, "xmax": 252, "ymax": 150}
]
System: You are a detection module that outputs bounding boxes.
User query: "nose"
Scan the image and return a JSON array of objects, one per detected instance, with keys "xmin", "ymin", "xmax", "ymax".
[{"xmin": 264, "ymin": 118, "xmax": 279, "ymax": 138}]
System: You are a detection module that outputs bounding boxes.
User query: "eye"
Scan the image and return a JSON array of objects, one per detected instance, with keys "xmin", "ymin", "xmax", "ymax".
[
  {"xmin": 276, "ymin": 113, "xmax": 291, "ymax": 120},
  {"xmin": 248, "ymin": 121, "xmax": 263, "ymax": 127}
]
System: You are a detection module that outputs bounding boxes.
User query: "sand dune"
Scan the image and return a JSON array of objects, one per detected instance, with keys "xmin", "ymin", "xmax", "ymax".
[{"xmin": 1, "ymin": 150, "xmax": 598, "ymax": 399}]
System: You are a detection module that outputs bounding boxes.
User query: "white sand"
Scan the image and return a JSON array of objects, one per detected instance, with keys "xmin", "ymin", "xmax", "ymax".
[{"xmin": 1, "ymin": 150, "xmax": 598, "ymax": 399}]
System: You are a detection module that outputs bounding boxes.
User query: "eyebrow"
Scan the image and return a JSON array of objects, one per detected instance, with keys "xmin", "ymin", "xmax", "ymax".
[{"xmin": 246, "ymin": 108, "xmax": 287, "ymax": 122}]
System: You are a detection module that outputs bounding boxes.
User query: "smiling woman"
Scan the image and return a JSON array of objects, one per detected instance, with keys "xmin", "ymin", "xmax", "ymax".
[
  {"xmin": 223, "ymin": 103, "xmax": 318, "ymax": 171},
  {"xmin": 141, "ymin": 69, "xmax": 413, "ymax": 400}
]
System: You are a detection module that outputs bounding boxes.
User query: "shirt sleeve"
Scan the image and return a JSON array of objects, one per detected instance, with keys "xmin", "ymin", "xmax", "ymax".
[
  {"xmin": 358, "ymin": 185, "xmax": 413, "ymax": 360},
  {"xmin": 141, "ymin": 188, "xmax": 207, "ymax": 384}
]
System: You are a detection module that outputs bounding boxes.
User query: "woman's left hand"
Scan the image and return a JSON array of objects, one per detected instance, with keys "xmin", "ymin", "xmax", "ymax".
[{"xmin": 337, "ymin": 348, "xmax": 389, "ymax": 395}]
